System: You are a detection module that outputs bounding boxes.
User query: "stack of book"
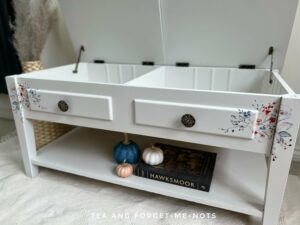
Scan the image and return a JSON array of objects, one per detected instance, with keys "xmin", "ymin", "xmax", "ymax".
[{"xmin": 134, "ymin": 143, "xmax": 217, "ymax": 192}]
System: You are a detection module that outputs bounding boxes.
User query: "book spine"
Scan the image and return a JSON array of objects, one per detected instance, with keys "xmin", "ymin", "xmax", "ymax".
[
  {"xmin": 135, "ymin": 167, "xmax": 209, "ymax": 192},
  {"xmin": 205, "ymin": 154, "xmax": 217, "ymax": 192}
]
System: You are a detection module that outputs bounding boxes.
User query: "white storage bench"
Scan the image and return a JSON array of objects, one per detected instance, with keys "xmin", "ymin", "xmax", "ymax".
[
  {"xmin": 6, "ymin": 63, "xmax": 300, "ymax": 225},
  {"xmin": 6, "ymin": 0, "xmax": 300, "ymax": 224}
]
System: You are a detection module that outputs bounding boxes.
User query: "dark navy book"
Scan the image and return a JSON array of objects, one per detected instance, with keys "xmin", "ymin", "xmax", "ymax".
[{"xmin": 134, "ymin": 143, "xmax": 217, "ymax": 192}]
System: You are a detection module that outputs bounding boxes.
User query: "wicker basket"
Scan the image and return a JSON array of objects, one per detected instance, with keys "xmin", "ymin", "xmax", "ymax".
[
  {"xmin": 32, "ymin": 120, "xmax": 73, "ymax": 149},
  {"xmin": 22, "ymin": 61, "xmax": 74, "ymax": 150},
  {"xmin": 21, "ymin": 60, "xmax": 43, "ymax": 72}
]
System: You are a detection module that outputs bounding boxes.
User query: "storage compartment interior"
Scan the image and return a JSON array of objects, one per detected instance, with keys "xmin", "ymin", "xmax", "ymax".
[
  {"xmin": 32, "ymin": 127, "xmax": 267, "ymax": 218},
  {"xmin": 22, "ymin": 63, "xmax": 293, "ymax": 96},
  {"xmin": 22, "ymin": 63, "xmax": 158, "ymax": 84},
  {"xmin": 126, "ymin": 66, "xmax": 292, "ymax": 95}
]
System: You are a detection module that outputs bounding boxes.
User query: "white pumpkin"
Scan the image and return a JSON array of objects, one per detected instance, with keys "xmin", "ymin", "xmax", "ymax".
[{"xmin": 142, "ymin": 145, "xmax": 164, "ymax": 166}]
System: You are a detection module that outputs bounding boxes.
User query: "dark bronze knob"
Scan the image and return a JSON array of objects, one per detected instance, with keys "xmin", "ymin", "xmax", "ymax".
[
  {"xmin": 181, "ymin": 114, "xmax": 196, "ymax": 128},
  {"xmin": 58, "ymin": 100, "xmax": 69, "ymax": 112}
]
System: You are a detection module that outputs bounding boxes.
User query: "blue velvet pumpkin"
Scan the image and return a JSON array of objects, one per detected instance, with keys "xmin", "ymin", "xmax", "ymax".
[{"xmin": 113, "ymin": 133, "xmax": 140, "ymax": 164}]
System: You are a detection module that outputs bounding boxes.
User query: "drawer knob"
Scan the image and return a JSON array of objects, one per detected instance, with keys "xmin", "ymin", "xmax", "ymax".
[
  {"xmin": 58, "ymin": 100, "xmax": 69, "ymax": 112},
  {"xmin": 181, "ymin": 114, "xmax": 196, "ymax": 128}
]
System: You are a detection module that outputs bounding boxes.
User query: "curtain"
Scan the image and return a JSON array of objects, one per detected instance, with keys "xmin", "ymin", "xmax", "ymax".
[{"xmin": 0, "ymin": 0, "xmax": 21, "ymax": 94}]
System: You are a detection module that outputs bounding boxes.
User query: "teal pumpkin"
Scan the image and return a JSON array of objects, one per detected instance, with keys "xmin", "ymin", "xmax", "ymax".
[{"xmin": 113, "ymin": 133, "xmax": 140, "ymax": 164}]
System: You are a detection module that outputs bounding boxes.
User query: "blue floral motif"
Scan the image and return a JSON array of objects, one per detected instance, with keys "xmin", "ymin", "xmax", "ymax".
[
  {"xmin": 220, "ymin": 109, "xmax": 252, "ymax": 134},
  {"xmin": 9, "ymin": 88, "xmax": 20, "ymax": 112},
  {"xmin": 28, "ymin": 89, "xmax": 41, "ymax": 108},
  {"xmin": 271, "ymin": 105, "xmax": 294, "ymax": 161},
  {"xmin": 243, "ymin": 111, "xmax": 251, "ymax": 118}
]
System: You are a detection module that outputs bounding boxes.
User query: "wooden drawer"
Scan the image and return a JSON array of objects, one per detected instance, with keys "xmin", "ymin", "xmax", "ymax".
[
  {"xmin": 27, "ymin": 89, "xmax": 113, "ymax": 120},
  {"xmin": 134, "ymin": 99, "xmax": 258, "ymax": 139}
]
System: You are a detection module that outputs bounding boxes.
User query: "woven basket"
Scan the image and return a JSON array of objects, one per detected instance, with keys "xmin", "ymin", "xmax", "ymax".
[
  {"xmin": 22, "ymin": 61, "xmax": 74, "ymax": 150},
  {"xmin": 21, "ymin": 60, "xmax": 43, "ymax": 72}
]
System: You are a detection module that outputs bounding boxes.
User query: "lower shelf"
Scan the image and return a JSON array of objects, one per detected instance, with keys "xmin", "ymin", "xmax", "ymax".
[{"xmin": 32, "ymin": 127, "xmax": 267, "ymax": 218}]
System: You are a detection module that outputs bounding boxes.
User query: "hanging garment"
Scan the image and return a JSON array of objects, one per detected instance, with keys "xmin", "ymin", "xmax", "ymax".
[{"xmin": 0, "ymin": 0, "xmax": 21, "ymax": 94}]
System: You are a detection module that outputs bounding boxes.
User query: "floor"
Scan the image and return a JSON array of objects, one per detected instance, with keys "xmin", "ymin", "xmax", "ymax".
[
  {"xmin": 290, "ymin": 161, "xmax": 300, "ymax": 176},
  {"xmin": 0, "ymin": 118, "xmax": 15, "ymax": 137}
]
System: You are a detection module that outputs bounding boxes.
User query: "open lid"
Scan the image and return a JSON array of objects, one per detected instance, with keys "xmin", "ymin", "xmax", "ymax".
[{"xmin": 59, "ymin": 0, "xmax": 299, "ymax": 70}]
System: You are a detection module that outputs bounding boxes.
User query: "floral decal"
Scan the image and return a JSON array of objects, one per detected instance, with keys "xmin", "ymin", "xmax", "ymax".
[
  {"xmin": 252, "ymin": 101, "xmax": 278, "ymax": 142},
  {"xmin": 9, "ymin": 87, "xmax": 21, "ymax": 112},
  {"xmin": 9, "ymin": 83, "xmax": 30, "ymax": 113},
  {"xmin": 221, "ymin": 100, "xmax": 293, "ymax": 148},
  {"xmin": 271, "ymin": 105, "xmax": 293, "ymax": 161},
  {"xmin": 8, "ymin": 83, "xmax": 44, "ymax": 122},
  {"xmin": 220, "ymin": 109, "xmax": 253, "ymax": 134},
  {"xmin": 27, "ymin": 89, "xmax": 41, "ymax": 108},
  {"xmin": 221, "ymin": 100, "xmax": 294, "ymax": 161},
  {"xmin": 220, "ymin": 100, "xmax": 279, "ymax": 141}
]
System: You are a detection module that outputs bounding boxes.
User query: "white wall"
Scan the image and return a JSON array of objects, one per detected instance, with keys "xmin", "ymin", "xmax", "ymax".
[
  {"xmin": 60, "ymin": 0, "xmax": 297, "ymax": 69},
  {"xmin": 282, "ymin": 2, "xmax": 300, "ymax": 160},
  {"xmin": 283, "ymin": 4, "xmax": 300, "ymax": 92},
  {"xmin": 41, "ymin": 5, "xmax": 76, "ymax": 69}
]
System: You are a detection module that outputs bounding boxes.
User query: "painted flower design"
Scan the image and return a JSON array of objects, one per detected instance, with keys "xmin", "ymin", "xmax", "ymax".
[
  {"xmin": 220, "ymin": 109, "xmax": 253, "ymax": 134},
  {"xmin": 220, "ymin": 101, "xmax": 280, "ymax": 140},
  {"xmin": 27, "ymin": 89, "xmax": 41, "ymax": 108},
  {"xmin": 9, "ymin": 87, "xmax": 20, "ymax": 112},
  {"xmin": 272, "ymin": 105, "xmax": 293, "ymax": 147},
  {"xmin": 252, "ymin": 101, "xmax": 278, "ymax": 142},
  {"xmin": 8, "ymin": 82, "xmax": 41, "ymax": 117},
  {"xmin": 222, "ymin": 100, "xmax": 294, "ymax": 162},
  {"xmin": 271, "ymin": 105, "xmax": 293, "ymax": 161},
  {"xmin": 9, "ymin": 83, "xmax": 30, "ymax": 112},
  {"xmin": 17, "ymin": 83, "xmax": 30, "ymax": 108},
  {"xmin": 221, "ymin": 101, "xmax": 293, "ymax": 152}
]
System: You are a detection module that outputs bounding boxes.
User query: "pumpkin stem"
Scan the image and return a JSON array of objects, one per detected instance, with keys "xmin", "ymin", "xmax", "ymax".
[
  {"xmin": 123, "ymin": 133, "xmax": 129, "ymax": 144},
  {"xmin": 151, "ymin": 144, "xmax": 155, "ymax": 149}
]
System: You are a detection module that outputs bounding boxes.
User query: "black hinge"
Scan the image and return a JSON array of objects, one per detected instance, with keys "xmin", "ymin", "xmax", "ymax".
[
  {"xmin": 239, "ymin": 64, "xmax": 256, "ymax": 70},
  {"xmin": 94, "ymin": 60, "xmax": 105, "ymax": 64},
  {"xmin": 142, "ymin": 61, "xmax": 155, "ymax": 66},
  {"xmin": 176, "ymin": 62, "xmax": 189, "ymax": 67}
]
